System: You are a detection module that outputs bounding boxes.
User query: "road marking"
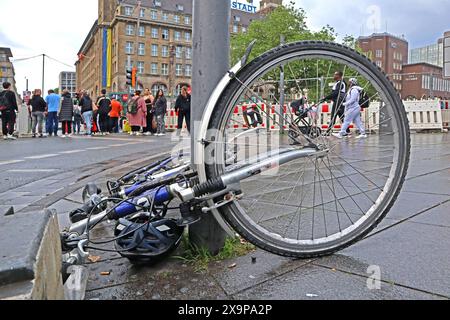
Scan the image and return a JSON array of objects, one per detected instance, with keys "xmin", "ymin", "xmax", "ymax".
[
  {"xmin": 25, "ymin": 154, "xmax": 59, "ymax": 160},
  {"xmin": 59, "ymin": 150, "xmax": 85, "ymax": 154},
  {"xmin": 0, "ymin": 160, "xmax": 25, "ymax": 166},
  {"xmin": 86, "ymin": 147, "xmax": 110, "ymax": 150},
  {"xmin": 8, "ymin": 169, "xmax": 58, "ymax": 173}
]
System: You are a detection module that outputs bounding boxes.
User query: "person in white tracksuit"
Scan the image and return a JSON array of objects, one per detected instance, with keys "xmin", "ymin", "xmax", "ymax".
[{"xmin": 332, "ymin": 78, "xmax": 367, "ymax": 139}]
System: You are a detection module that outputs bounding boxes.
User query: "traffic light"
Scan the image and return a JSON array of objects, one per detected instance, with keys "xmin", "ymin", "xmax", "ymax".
[{"xmin": 126, "ymin": 68, "xmax": 133, "ymax": 87}]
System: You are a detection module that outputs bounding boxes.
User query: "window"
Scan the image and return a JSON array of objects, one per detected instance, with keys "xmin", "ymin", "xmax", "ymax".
[
  {"xmin": 151, "ymin": 63, "xmax": 158, "ymax": 75},
  {"xmin": 177, "ymin": 4, "xmax": 184, "ymax": 11},
  {"xmin": 126, "ymin": 24, "xmax": 135, "ymax": 36},
  {"xmin": 176, "ymin": 46, "xmax": 183, "ymax": 58},
  {"xmin": 124, "ymin": 6, "xmax": 133, "ymax": 16},
  {"xmin": 376, "ymin": 61, "xmax": 382, "ymax": 68},
  {"xmin": 185, "ymin": 64, "xmax": 192, "ymax": 77},
  {"xmin": 151, "ymin": 10, "xmax": 158, "ymax": 20},
  {"xmin": 162, "ymin": 29, "xmax": 169, "ymax": 40},
  {"xmin": 184, "ymin": 16, "xmax": 190, "ymax": 25},
  {"xmin": 242, "ymin": 27, "xmax": 247, "ymax": 33},
  {"xmin": 176, "ymin": 64, "xmax": 183, "ymax": 76},
  {"xmin": 138, "ymin": 43, "xmax": 145, "ymax": 56},
  {"xmin": 174, "ymin": 15, "xmax": 180, "ymax": 24},
  {"xmin": 376, "ymin": 50, "xmax": 383, "ymax": 58},
  {"xmin": 140, "ymin": 8, "xmax": 145, "ymax": 18},
  {"xmin": 162, "ymin": 45, "xmax": 169, "ymax": 57},
  {"xmin": 161, "ymin": 64, "xmax": 169, "ymax": 76},
  {"xmin": 174, "ymin": 31, "xmax": 181, "ymax": 41},
  {"xmin": 125, "ymin": 42, "xmax": 134, "ymax": 54},
  {"xmin": 185, "ymin": 47, "xmax": 192, "ymax": 59},
  {"xmin": 154, "ymin": 0, "xmax": 161, "ymax": 7},
  {"xmin": 234, "ymin": 16, "xmax": 241, "ymax": 22},
  {"xmin": 233, "ymin": 25, "xmax": 238, "ymax": 33},
  {"xmin": 151, "ymin": 28, "xmax": 158, "ymax": 39},
  {"xmin": 185, "ymin": 32, "xmax": 191, "ymax": 42},
  {"xmin": 162, "ymin": 13, "xmax": 168, "ymax": 21},
  {"xmin": 126, "ymin": 60, "xmax": 134, "ymax": 69},
  {"xmin": 138, "ymin": 26, "xmax": 145, "ymax": 37},
  {"xmin": 152, "ymin": 84, "xmax": 167, "ymax": 97},
  {"xmin": 137, "ymin": 62, "xmax": 144, "ymax": 74},
  {"xmin": 151, "ymin": 44, "xmax": 158, "ymax": 57}
]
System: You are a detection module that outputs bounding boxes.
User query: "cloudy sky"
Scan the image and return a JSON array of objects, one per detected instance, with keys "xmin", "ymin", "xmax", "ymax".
[{"xmin": 0, "ymin": 0, "xmax": 449, "ymax": 95}]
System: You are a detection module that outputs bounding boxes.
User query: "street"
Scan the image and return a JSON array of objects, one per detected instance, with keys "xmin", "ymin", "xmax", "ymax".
[{"xmin": 2, "ymin": 133, "xmax": 448, "ymax": 300}]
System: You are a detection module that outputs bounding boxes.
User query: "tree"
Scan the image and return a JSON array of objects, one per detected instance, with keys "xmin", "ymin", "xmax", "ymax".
[{"xmin": 54, "ymin": 88, "xmax": 60, "ymax": 94}]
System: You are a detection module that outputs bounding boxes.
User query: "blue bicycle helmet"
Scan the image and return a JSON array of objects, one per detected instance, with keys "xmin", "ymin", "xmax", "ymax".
[{"xmin": 114, "ymin": 217, "xmax": 185, "ymax": 264}]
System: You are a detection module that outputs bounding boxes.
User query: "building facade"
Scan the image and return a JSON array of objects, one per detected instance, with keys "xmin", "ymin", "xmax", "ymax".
[
  {"xmin": 409, "ymin": 41, "xmax": 444, "ymax": 68},
  {"xmin": 76, "ymin": 0, "xmax": 280, "ymax": 98},
  {"xmin": 358, "ymin": 33, "xmax": 409, "ymax": 92},
  {"xmin": 401, "ymin": 63, "xmax": 450, "ymax": 100},
  {"xmin": 0, "ymin": 48, "xmax": 17, "ymax": 93},
  {"xmin": 59, "ymin": 71, "xmax": 77, "ymax": 97}
]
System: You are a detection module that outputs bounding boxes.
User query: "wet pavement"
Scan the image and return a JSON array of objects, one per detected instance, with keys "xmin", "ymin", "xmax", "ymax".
[{"xmin": 2, "ymin": 133, "xmax": 449, "ymax": 300}]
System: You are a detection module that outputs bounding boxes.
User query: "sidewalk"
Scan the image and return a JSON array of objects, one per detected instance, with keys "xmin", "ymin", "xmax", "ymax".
[{"xmin": 82, "ymin": 133, "xmax": 450, "ymax": 300}]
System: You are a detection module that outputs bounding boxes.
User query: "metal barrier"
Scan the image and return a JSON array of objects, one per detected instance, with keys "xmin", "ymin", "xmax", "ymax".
[{"xmin": 159, "ymin": 100, "xmax": 448, "ymax": 135}]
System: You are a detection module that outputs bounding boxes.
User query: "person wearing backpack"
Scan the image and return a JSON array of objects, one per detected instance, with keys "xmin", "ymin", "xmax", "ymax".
[
  {"xmin": 96, "ymin": 89, "xmax": 112, "ymax": 135},
  {"xmin": 332, "ymin": 78, "xmax": 367, "ymax": 139},
  {"xmin": 0, "ymin": 82, "xmax": 19, "ymax": 140},
  {"xmin": 79, "ymin": 91, "xmax": 94, "ymax": 136},
  {"xmin": 28, "ymin": 89, "xmax": 47, "ymax": 138},
  {"xmin": 127, "ymin": 90, "xmax": 147, "ymax": 136}
]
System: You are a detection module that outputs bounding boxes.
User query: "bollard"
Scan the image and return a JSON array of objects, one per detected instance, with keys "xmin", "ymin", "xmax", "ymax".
[{"xmin": 189, "ymin": 0, "xmax": 231, "ymax": 255}]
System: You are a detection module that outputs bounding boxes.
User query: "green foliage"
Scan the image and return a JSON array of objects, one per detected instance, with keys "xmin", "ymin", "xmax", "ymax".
[
  {"xmin": 176, "ymin": 236, "xmax": 256, "ymax": 273},
  {"xmin": 231, "ymin": 2, "xmax": 337, "ymax": 64}
]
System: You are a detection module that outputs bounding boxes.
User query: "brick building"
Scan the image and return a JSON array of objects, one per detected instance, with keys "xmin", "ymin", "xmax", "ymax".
[
  {"xmin": 401, "ymin": 63, "xmax": 450, "ymax": 100},
  {"xmin": 358, "ymin": 33, "xmax": 409, "ymax": 92},
  {"xmin": 0, "ymin": 48, "xmax": 18, "ymax": 93},
  {"xmin": 76, "ymin": 0, "xmax": 281, "ymax": 98}
]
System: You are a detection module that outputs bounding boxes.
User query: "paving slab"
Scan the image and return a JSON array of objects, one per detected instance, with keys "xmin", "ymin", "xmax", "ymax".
[
  {"xmin": 314, "ymin": 221, "xmax": 450, "ymax": 298},
  {"xmin": 208, "ymin": 249, "xmax": 312, "ymax": 296},
  {"xmin": 410, "ymin": 200, "xmax": 450, "ymax": 228},
  {"xmin": 234, "ymin": 264, "xmax": 443, "ymax": 300}
]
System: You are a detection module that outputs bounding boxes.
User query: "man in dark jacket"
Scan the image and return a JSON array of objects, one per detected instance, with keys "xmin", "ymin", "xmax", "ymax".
[
  {"xmin": 0, "ymin": 82, "xmax": 19, "ymax": 140},
  {"xmin": 324, "ymin": 71, "xmax": 350, "ymax": 134},
  {"xmin": 96, "ymin": 89, "xmax": 112, "ymax": 135},
  {"xmin": 28, "ymin": 89, "xmax": 47, "ymax": 138},
  {"xmin": 175, "ymin": 86, "xmax": 191, "ymax": 135}
]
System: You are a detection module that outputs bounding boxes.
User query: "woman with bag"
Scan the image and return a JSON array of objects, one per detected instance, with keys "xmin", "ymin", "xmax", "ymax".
[{"xmin": 127, "ymin": 90, "xmax": 147, "ymax": 136}]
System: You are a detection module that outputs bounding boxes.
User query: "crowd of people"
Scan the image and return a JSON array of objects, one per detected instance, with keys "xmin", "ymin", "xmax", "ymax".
[{"xmin": 0, "ymin": 82, "xmax": 192, "ymax": 141}]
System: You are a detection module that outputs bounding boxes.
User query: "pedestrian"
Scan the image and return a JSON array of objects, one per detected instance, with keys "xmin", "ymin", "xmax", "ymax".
[
  {"xmin": 28, "ymin": 89, "xmax": 47, "ymax": 138},
  {"xmin": 142, "ymin": 88, "xmax": 156, "ymax": 136},
  {"xmin": 109, "ymin": 96, "xmax": 123, "ymax": 134},
  {"xmin": 154, "ymin": 89, "xmax": 167, "ymax": 136},
  {"xmin": 127, "ymin": 90, "xmax": 147, "ymax": 136},
  {"xmin": 0, "ymin": 82, "xmax": 19, "ymax": 140},
  {"xmin": 59, "ymin": 89, "xmax": 74, "ymax": 138},
  {"xmin": 175, "ymin": 86, "xmax": 191, "ymax": 135},
  {"xmin": 79, "ymin": 91, "xmax": 93, "ymax": 136},
  {"xmin": 73, "ymin": 93, "xmax": 82, "ymax": 135},
  {"xmin": 96, "ymin": 89, "xmax": 112, "ymax": 135},
  {"xmin": 45, "ymin": 89, "xmax": 61, "ymax": 137},
  {"xmin": 324, "ymin": 71, "xmax": 350, "ymax": 135},
  {"xmin": 332, "ymin": 78, "xmax": 367, "ymax": 140}
]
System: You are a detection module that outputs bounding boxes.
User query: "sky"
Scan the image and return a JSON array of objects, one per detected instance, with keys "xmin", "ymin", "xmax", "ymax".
[{"xmin": 0, "ymin": 0, "xmax": 449, "ymax": 95}]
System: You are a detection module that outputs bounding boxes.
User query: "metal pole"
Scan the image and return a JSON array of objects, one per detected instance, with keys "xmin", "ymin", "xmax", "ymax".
[
  {"xmin": 42, "ymin": 54, "xmax": 45, "ymax": 94},
  {"xmin": 190, "ymin": 0, "xmax": 230, "ymax": 255},
  {"xmin": 279, "ymin": 35, "xmax": 286, "ymax": 133}
]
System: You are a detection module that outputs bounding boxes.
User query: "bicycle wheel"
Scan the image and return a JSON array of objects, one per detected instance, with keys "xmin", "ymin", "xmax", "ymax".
[{"xmin": 202, "ymin": 41, "xmax": 410, "ymax": 258}]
